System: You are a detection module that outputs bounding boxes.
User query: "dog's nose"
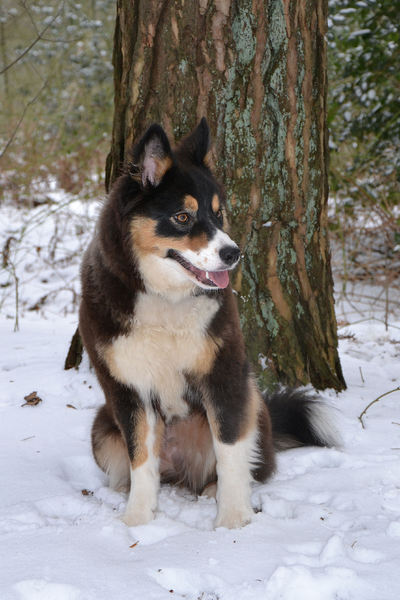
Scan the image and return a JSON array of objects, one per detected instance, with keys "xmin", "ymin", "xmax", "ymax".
[{"xmin": 219, "ymin": 245, "xmax": 240, "ymax": 266}]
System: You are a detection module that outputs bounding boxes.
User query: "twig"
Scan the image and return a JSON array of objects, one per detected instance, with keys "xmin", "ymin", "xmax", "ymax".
[
  {"xmin": 358, "ymin": 366, "xmax": 365, "ymax": 384},
  {"xmin": 0, "ymin": 80, "xmax": 48, "ymax": 159},
  {"xmin": 14, "ymin": 270, "xmax": 19, "ymax": 332},
  {"xmin": 384, "ymin": 280, "xmax": 389, "ymax": 331},
  {"xmin": 358, "ymin": 386, "xmax": 400, "ymax": 429},
  {"xmin": 340, "ymin": 292, "xmax": 400, "ymax": 308},
  {"xmin": 19, "ymin": 0, "xmax": 81, "ymax": 44},
  {"xmin": 338, "ymin": 317, "xmax": 400, "ymax": 331},
  {"xmin": 0, "ymin": 4, "xmax": 63, "ymax": 75}
]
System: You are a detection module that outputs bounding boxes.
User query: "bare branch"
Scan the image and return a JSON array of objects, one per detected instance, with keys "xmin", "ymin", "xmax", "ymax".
[
  {"xmin": 18, "ymin": 0, "xmax": 81, "ymax": 45},
  {"xmin": 358, "ymin": 386, "xmax": 400, "ymax": 429},
  {"xmin": 0, "ymin": 80, "xmax": 48, "ymax": 160},
  {"xmin": 18, "ymin": 0, "xmax": 41, "ymax": 36},
  {"xmin": 0, "ymin": 3, "xmax": 63, "ymax": 76}
]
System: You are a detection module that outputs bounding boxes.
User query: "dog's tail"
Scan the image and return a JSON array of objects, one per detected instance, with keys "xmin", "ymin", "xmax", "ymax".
[{"xmin": 263, "ymin": 387, "xmax": 339, "ymax": 450}]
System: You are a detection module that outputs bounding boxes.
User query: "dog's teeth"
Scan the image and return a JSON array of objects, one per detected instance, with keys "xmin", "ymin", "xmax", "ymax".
[{"xmin": 206, "ymin": 271, "xmax": 209, "ymax": 279}]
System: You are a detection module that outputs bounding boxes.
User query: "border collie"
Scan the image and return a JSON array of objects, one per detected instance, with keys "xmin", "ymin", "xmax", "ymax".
[{"xmin": 79, "ymin": 118, "xmax": 335, "ymax": 529}]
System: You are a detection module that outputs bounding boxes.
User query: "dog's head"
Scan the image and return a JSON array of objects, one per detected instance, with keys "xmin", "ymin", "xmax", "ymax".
[{"xmin": 122, "ymin": 119, "xmax": 240, "ymax": 296}]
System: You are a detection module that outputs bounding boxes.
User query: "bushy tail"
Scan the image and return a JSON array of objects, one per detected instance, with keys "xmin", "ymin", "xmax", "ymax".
[{"xmin": 263, "ymin": 387, "xmax": 339, "ymax": 450}]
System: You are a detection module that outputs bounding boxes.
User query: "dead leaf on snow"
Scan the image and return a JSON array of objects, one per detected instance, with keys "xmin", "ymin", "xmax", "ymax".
[{"xmin": 21, "ymin": 391, "xmax": 42, "ymax": 407}]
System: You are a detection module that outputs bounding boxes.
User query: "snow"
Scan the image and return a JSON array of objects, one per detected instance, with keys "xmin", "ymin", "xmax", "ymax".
[
  {"xmin": 1, "ymin": 198, "xmax": 400, "ymax": 599},
  {"xmin": 348, "ymin": 29, "xmax": 371, "ymax": 40}
]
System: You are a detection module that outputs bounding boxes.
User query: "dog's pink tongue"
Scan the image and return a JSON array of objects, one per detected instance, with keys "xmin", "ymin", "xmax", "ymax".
[{"xmin": 208, "ymin": 270, "xmax": 229, "ymax": 289}]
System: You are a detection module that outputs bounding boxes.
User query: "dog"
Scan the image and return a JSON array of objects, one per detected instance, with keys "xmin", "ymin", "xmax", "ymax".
[{"xmin": 79, "ymin": 118, "xmax": 336, "ymax": 529}]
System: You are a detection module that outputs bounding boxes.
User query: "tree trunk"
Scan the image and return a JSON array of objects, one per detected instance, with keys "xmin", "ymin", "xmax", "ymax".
[
  {"xmin": 83, "ymin": 0, "xmax": 345, "ymax": 390},
  {"xmin": 64, "ymin": 327, "xmax": 83, "ymax": 371}
]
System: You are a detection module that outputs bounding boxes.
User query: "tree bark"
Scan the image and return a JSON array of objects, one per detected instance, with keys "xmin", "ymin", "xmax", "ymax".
[
  {"xmin": 64, "ymin": 327, "xmax": 83, "ymax": 371},
  {"xmin": 87, "ymin": 0, "xmax": 345, "ymax": 390}
]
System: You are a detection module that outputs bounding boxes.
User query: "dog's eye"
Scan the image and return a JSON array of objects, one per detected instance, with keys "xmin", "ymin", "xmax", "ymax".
[{"xmin": 174, "ymin": 212, "xmax": 190, "ymax": 224}]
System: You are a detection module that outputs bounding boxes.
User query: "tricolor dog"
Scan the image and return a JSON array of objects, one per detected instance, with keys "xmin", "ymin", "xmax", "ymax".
[{"xmin": 79, "ymin": 119, "xmax": 335, "ymax": 529}]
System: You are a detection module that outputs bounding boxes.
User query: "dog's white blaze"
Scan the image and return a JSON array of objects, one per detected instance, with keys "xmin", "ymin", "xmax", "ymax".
[
  {"xmin": 181, "ymin": 229, "xmax": 239, "ymax": 272},
  {"xmin": 103, "ymin": 292, "xmax": 219, "ymax": 420},
  {"xmin": 123, "ymin": 408, "xmax": 159, "ymax": 526},
  {"xmin": 212, "ymin": 428, "xmax": 259, "ymax": 529}
]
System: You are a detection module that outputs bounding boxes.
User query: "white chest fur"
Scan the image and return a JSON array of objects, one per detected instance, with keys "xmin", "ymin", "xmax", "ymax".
[{"xmin": 102, "ymin": 292, "xmax": 219, "ymax": 419}]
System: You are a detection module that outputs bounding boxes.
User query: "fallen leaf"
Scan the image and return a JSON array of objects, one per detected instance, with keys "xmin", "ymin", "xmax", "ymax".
[
  {"xmin": 129, "ymin": 541, "xmax": 139, "ymax": 548},
  {"xmin": 21, "ymin": 391, "xmax": 42, "ymax": 407},
  {"xmin": 66, "ymin": 404, "xmax": 77, "ymax": 409},
  {"xmin": 81, "ymin": 489, "xmax": 93, "ymax": 496}
]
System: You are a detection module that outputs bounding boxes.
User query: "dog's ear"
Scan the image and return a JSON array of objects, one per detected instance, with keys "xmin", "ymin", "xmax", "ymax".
[
  {"xmin": 131, "ymin": 124, "xmax": 173, "ymax": 188},
  {"xmin": 178, "ymin": 117, "xmax": 210, "ymax": 166}
]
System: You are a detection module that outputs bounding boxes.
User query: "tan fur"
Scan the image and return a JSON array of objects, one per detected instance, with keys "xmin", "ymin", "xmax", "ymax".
[
  {"xmin": 101, "ymin": 292, "xmax": 220, "ymax": 422},
  {"xmin": 186, "ymin": 231, "xmax": 209, "ymax": 252},
  {"xmin": 132, "ymin": 411, "xmax": 149, "ymax": 468},
  {"xmin": 92, "ymin": 427, "xmax": 130, "ymax": 491},
  {"xmin": 131, "ymin": 218, "xmax": 162, "ymax": 255},
  {"xmin": 192, "ymin": 335, "xmax": 222, "ymax": 375},
  {"xmin": 130, "ymin": 217, "xmax": 209, "ymax": 259},
  {"xmin": 153, "ymin": 417, "xmax": 165, "ymax": 457},
  {"xmin": 238, "ymin": 375, "xmax": 263, "ymax": 440},
  {"xmin": 203, "ymin": 150, "xmax": 213, "ymax": 168},
  {"xmin": 203, "ymin": 397, "xmax": 221, "ymax": 440},
  {"xmin": 183, "ymin": 194, "xmax": 199, "ymax": 212},
  {"xmin": 212, "ymin": 193, "xmax": 220, "ymax": 213},
  {"xmin": 154, "ymin": 155, "xmax": 173, "ymax": 182}
]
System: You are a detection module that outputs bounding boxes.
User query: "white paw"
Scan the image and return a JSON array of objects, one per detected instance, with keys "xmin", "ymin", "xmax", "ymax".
[
  {"xmin": 214, "ymin": 504, "xmax": 254, "ymax": 529},
  {"xmin": 122, "ymin": 505, "xmax": 154, "ymax": 527}
]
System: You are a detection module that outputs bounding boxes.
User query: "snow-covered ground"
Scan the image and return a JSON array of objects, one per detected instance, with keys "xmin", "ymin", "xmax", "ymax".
[{"xmin": 1, "ymin": 197, "xmax": 400, "ymax": 600}]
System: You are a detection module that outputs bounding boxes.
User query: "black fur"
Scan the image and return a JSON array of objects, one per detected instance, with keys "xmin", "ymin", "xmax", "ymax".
[{"xmin": 265, "ymin": 388, "xmax": 335, "ymax": 449}]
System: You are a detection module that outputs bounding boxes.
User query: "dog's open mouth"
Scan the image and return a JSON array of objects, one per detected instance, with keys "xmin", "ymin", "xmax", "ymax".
[{"xmin": 167, "ymin": 250, "xmax": 229, "ymax": 289}]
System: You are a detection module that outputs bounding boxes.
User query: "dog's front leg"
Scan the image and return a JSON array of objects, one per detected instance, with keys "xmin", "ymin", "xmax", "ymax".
[
  {"xmin": 123, "ymin": 406, "xmax": 162, "ymax": 526},
  {"xmin": 211, "ymin": 433, "xmax": 256, "ymax": 529},
  {"xmin": 113, "ymin": 385, "xmax": 163, "ymax": 526},
  {"xmin": 205, "ymin": 367, "xmax": 259, "ymax": 529}
]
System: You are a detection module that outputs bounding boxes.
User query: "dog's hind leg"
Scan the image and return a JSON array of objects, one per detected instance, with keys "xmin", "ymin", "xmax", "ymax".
[{"xmin": 92, "ymin": 404, "xmax": 130, "ymax": 492}]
